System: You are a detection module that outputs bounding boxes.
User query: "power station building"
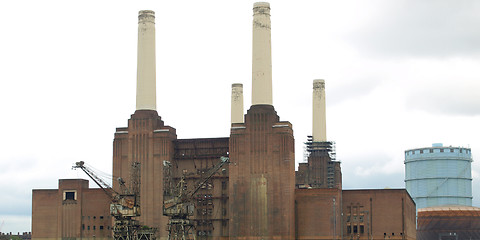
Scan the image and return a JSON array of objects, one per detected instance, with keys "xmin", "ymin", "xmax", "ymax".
[{"xmin": 32, "ymin": 3, "xmax": 417, "ymax": 240}]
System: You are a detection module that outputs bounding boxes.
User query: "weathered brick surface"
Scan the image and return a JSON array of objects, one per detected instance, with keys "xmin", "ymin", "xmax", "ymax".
[
  {"xmin": 229, "ymin": 105, "xmax": 295, "ymax": 239},
  {"xmin": 113, "ymin": 110, "xmax": 176, "ymax": 238},
  {"xmin": 342, "ymin": 189, "xmax": 416, "ymax": 240},
  {"xmin": 32, "ymin": 179, "xmax": 111, "ymax": 240}
]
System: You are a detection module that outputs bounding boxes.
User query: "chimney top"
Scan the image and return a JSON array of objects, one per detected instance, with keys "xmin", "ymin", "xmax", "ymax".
[
  {"xmin": 254, "ymin": 2, "xmax": 270, "ymax": 8},
  {"xmin": 313, "ymin": 79, "xmax": 325, "ymax": 89},
  {"xmin": 232, "ymin": 83, "xmax": 243, "ymax": 88},
  {"xmin": 253, "ymin": 2, "xmax": 270, "ymax": 15},
  {"xmin": 138, "ymin": 10, "xmax": 155, "ymax": 23}
]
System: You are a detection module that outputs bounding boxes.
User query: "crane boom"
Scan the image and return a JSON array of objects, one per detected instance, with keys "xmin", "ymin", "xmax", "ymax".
[
  {"xmin": 187, "ymin": 156, "xmax": 229, "ymax": 199},
  {"xmin": 163, "ymin": 156, "xmax": 229, "ymax": 240},
  {"xmin": 73, "ymin": 161, "xmax": 118, "ymax": 200},
  {"xmin": 72, "ymin": 161, "xmax": 156, "ymax": 240}
]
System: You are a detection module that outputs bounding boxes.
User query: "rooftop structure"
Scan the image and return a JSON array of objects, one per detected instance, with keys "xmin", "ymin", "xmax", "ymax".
[{"xmin": 417, "ymin": 205, "xmax": 480, "ymax": 240}]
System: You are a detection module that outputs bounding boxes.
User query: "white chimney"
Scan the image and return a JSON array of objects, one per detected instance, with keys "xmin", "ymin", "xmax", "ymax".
[
  {"xmin": 251, "ymin": 2, "xmax": 273, "ymax": 106},
  {"xmin": 231, "ymin": 83, "xmax": 244, "ymax": 124},
  {"xmin": 312, "ymin": 79, "xmax": 326, "ymax": 142},
  {"xmin": 136, "ymin": 10, "xmax": 156, "ymax": 111}
]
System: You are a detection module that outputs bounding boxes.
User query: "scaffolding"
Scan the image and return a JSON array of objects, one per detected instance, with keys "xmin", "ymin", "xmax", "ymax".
[
  {"xmin": 304, "ymin": 135, "xmax": 336, "ymax": 160},
  {"xmin": 300, "ymin": 136, "xmax": 340, "ymax": 189}
]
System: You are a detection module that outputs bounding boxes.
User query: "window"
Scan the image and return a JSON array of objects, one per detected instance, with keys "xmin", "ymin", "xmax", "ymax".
[
  {"xmin": 430, "ymin": 149, "xmax": 433, "ymax": 153},
  {"xmin": 201, "ymin": 181, "xmax": 213, "ymax": 190},
  {"xmin": 420, "ymin": 150, "xmax": 423, "ymax": 154},
  {"xmin": 88, "ymin": 226, "xmax": 90, "ymax": 230},
  {"xmin": 440, "ymin": 149, "xmax": 444, "ymax": 152},
  {"xmin": 360, "ymin": 225, "xmax": 364, "ymax": 234},
  {"xmin": 198, "ymin": 208, "xmax": 214, "ymax": 216},
  {"xmin": 93, "ymin": 226, "xmax": 96, "ymax": 230},
  {"xmin": 450, "ymin": 149, "xmax": 454, "ymax": 153},
  {"xmin": 63, "ymin": 191, "xmax": 76, "ymax": 200},
  {"xmin": 93, "ymin": 216, "xmax": 96, "ymax": 219},
  {"xmin": 222, "ymin": 181, "xmax": 227, "ymax": 190},
  {"xmin": 347, "ymin": 226, "xmax": 352, "ymax": 233},
  {"xmin": 100, "ymin": 226, "xmax": 104, "ymax": 230},
  {"xmin": 82, "ymin": 224, "xmax": 85, "ymax": 230},
  {"xmin": 353, "ymin": 225, "xmax": 358, "ymax": 233},
  {"xmin": 197, "ymin": 231, "xmax": 212, "ymax": 236},
  {"xmin": 100, "ymin": 216, "xmax": 104, "ymax": 219}
]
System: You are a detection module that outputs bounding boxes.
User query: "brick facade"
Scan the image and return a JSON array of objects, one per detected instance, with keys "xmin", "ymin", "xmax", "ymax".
[
  {"xmin": 32, "ymin": 179, "xmax": 111, "ymax": 240},
  {"xmin": 229, "ymin": 105, "xmax": 295, "ymax": 239}
]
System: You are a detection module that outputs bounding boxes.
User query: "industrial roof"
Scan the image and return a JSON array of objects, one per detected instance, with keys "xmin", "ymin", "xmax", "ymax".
[{"xmin": 418, "ymin": 205, "xmax": 480, "ymax": 217}]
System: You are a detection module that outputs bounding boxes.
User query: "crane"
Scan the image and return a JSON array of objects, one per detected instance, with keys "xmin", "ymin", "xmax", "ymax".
[
  {"xmin": 73, "ymin": 161, "xmax": 156, "ymax": 240},
  {"xmin": 163, "ymin": 156, "xmax": 229, "ymax": 240}
]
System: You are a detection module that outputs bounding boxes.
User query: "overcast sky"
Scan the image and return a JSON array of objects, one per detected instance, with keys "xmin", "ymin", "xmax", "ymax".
[{"xmin": 1, "ymin": 0, "xmax": 479, "ymax": 233}]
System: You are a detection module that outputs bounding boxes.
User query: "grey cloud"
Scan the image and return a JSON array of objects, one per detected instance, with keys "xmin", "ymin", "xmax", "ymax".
[
  {"xmin": 342, "ymin": 171, "xmax": 405, "ymax": 190},
  {"xmin": 348, "ymin": 1, "xmax": 480, "ymax": 58},
  {"xmin": 406, "ymin": 82, "xmax": 480, "ymax": 116},
  {"xmin": 328, "ymin": 77, "xmax": 383, "ymax": 105},
  {"xmin": 340, "ymin": 152, "xmax": 405, "ymax": 189}
]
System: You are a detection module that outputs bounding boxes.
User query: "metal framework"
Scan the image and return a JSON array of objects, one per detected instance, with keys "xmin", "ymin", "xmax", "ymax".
[
  {"xmin": 73, "ymin": 161, "xmax": 156, "ymax": 240},
  {"xmin": 163, "ymin": 156, "xmax": 229, "ymax": 240}
]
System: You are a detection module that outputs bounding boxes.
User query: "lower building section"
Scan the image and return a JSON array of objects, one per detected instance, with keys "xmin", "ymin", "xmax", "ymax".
[
  {"xmin": 295, "ymin": 188, "xmax": 416, "ymax": 240},
  {"xmin": 417, "ymin": 205, "xmax": 480, "ymax": 240},
  {"xmin": 32, "ymin": 179, "xmax": 112, "ymax": 240},
  {"xmin": 33, "ymin": 182, "xmax": 417, "ymax": 239},
  {"xmin": 341, "ymin": 189, "xmax": 417, "ymax": 240},
  {"xmin": 295, "ymin": 188, "xmax": 342, "ymax": 239}
]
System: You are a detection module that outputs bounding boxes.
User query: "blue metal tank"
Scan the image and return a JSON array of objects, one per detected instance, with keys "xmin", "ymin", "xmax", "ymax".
[{"xmin": 405, "ymin": 143, "xmax": 473, "ymax": 210}]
